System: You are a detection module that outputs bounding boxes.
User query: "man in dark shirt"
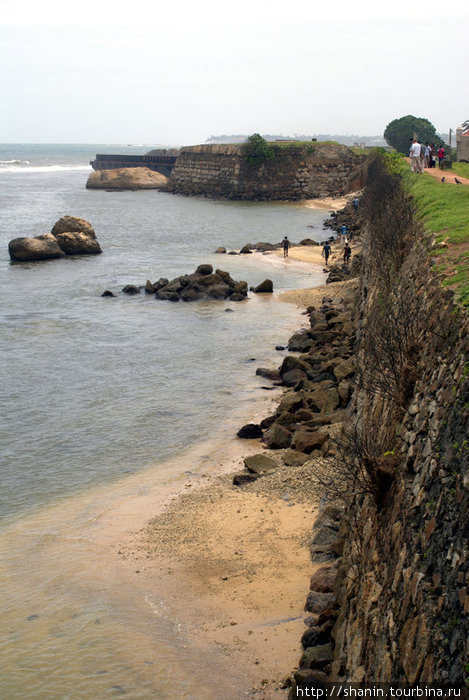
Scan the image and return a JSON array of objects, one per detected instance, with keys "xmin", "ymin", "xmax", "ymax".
[{"xmin": 322, "ymin": 242, "xmax": 332, "ymax": 266}]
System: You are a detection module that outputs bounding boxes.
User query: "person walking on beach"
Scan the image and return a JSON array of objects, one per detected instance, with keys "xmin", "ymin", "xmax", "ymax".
[
  {"xmin": 322, "ymin": 242, "xmax": 331, "ymax": 266},
  {"xmin": 282, "ymin": 236, "xmax": 290, "ymax": 258},
  {"xmin": 343, "ymin": 243, "xmax": 351, "ymax": 265}
]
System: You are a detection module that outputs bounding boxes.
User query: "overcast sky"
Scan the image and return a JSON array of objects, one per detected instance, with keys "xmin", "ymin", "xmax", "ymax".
[{"xmin": 0, "ymin": 0, "xmax": 467, "ymax": 145}]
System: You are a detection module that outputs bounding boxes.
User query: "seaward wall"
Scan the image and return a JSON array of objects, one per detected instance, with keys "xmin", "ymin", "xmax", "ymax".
[{"xmin": 166, "ymin": 143, "xmax": 367, "ymax": 200}]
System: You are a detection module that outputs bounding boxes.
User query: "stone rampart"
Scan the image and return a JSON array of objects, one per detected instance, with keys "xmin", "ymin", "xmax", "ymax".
[{"xmin": 166, "ymin": 143, "xmax": 367, "ymax": 200}]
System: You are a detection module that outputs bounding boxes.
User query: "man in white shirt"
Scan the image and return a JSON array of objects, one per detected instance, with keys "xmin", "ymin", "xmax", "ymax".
[{"xmin": 410, "ymin": 139, "xmax": 422, "ymax": 173}]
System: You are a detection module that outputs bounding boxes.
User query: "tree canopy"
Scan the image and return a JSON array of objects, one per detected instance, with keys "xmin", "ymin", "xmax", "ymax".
[
  {"xmin": 241, "ymin": 133, "xmax": 276, "ymax": 168},
  {"xmin": 384, "ymin": 115, "xmax": 439, "ymax": 154}
]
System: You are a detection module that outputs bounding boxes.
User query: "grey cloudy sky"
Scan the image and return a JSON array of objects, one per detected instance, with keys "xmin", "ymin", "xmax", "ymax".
[{"xmin": 0, "ymin": 0, "xmax": 467, "ymax": 145}]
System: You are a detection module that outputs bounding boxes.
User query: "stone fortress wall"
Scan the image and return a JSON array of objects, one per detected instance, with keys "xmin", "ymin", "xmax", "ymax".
[{"xmin": 166, "ymin": 143, "xmax": 367, "ymax": 200}]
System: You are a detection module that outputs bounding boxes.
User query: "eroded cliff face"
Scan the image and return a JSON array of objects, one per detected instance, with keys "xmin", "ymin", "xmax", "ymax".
[
  {"xmin": 166, "ymin": 143, "xmax": 367, "ymax": 200},
  {"xmin": 291, "ymin": 155, "xmax": 469, "ymax": 693}
]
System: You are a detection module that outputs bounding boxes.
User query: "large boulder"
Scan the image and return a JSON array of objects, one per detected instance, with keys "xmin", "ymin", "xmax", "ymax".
[
  {"xmin": 292, "ymin": 430, "xmax": 329, "ymax": 454},
  {"xmin": 251, "ymin": 279, "xmax": 273, "ymax": 294},
  {"xmin": 9, "ymin": 234, "xmax": 65, "ymax": 261},
  {"xmin": 86, "ymin": 167, "xmax": 168, "ymax": 190},
  {"xmin": 263, "ymin": 423, "xmax": 292, "ymax": 449},
  {"xmin": 54, "ymin": 232, "xmax": 102, "ymax": 255},
  {"xmin": 51, "ymin": 216, "xmax": 96, "ymax": 239}
]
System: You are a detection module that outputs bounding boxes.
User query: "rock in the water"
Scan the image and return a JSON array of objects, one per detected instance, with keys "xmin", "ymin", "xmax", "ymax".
[
  {"xmin": 54, "ymin": 232, "xmax": 102, "ymax": 255},
  {"xmin": 51, "ymin": 216, "xmax": 96, "ymax": 238},
  {"xmin": 122, "ymin": 284, "xmax": 141, "ymax": 295},
  {"xmin": 237, "ymin": 423, "xmax": 263, "ymax": 439},
  {"xmin": 8, "ymin": 234, "xmax": 65, "ymax": 261},
  {"xmin": 299, "ymin": 238, "xmax": 319, "ymax": 246},
  {"xmin": 251, "ymin": 279, "xmax": 273, "ymax": 294},
  {"xmin": 101, "ymin": 290, "xmax": 116, "ymax": 297},
  {"xmin": 195, "ymin": 264, "xmax": 213, "ymax": 276},
  {"xmin": 256, "ymin": 367, "xmax": 281, "ymax": 381},
  {"xmin": 86, "ymin": 167, "xmax": 168, "ymax": 190},
  {"xmin": 215, "ymin": 247, "xmax": 226, "ymax": 254},
  {"xmin": 239, "ymin": 245, "xmax": 253, "ymax": 254}
]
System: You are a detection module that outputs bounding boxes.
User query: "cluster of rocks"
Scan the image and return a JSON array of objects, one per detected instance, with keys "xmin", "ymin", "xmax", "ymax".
[
  {"xmin": 8, "ymin": 216, "xmax": 101, "ymax": 262},
  {"xmin": 103, "ymin": 264, "xmax": 274, "ymax": 301},
  {"xmin": 233, "ymin": 286, "xmax": 357, "ymax": 483},
  {"xmin": 290, "ymin": 502, "xmax": 344, "ymax": 695},
  {"xmin": 323, "ymin": 200, "xmax": 362, "ymax": 238}
]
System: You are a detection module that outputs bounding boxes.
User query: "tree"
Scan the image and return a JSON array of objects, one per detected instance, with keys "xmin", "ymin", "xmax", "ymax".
[
  {"xmin": 384, "ymin": 115, "xmax": 438, "ymax": 154},
  {"xmin": 241, "ymin": 133, "xmax": 275, "ymax": 168}
]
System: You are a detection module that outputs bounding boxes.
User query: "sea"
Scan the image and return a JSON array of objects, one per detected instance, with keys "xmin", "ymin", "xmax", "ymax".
[{"xmin": 0, "ymin": 144, "xmax": 331, "ymax": 699}]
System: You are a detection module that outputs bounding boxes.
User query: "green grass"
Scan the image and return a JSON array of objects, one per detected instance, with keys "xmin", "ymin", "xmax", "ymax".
[
  {"xmin": 398, "ymin": 163, "xmax": 469, "ymax": 244},
  {"xmin": 451, "ymin": 162, "xmax": 469, "ymax": 179},
  {"xmin": 394, "ymin": 157, "xmax": 469, "ymax": 307}
]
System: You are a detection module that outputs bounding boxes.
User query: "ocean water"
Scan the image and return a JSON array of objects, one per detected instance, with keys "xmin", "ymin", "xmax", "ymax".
[{"xmin": 0, "ymin": 144, "xmax": 331, "ymax": 698}]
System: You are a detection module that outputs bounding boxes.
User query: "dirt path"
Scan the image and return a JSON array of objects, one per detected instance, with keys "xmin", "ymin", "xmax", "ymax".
[{"xmin": 404, "ymin": 158, "xmax": 469, "ymax": 184}]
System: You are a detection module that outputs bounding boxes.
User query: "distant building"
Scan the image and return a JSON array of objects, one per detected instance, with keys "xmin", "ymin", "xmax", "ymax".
[{"xmin": 456, "ymin": 124, "xmax": 469, "ymax": 162}]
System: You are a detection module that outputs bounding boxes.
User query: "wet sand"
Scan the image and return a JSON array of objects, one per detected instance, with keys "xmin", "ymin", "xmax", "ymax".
[{"xmin": 114, "ymin": 228, "xmax": 361, "ymax": 697}]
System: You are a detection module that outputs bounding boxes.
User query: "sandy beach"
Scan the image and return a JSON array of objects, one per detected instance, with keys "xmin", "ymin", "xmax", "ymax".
[
  {"xmin": 112, "ymin": 213, "xmax": 360, "ymax": 697},
  {"xmin": 117, "ymin": 274, "xmax": 357, "ymax": 697}
]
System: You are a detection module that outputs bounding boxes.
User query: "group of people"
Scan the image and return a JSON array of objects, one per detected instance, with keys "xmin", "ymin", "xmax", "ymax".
[
  {"xmin": 409, "ymin": 138, "xmax": 445, "ymax": 173},
  {"xmin": 282, "ymin": 235, "xmax": 351, "ymax": 267},
  {"xmin": 321, "ymin": 240, "xmax": 351, "ymax": 266}
]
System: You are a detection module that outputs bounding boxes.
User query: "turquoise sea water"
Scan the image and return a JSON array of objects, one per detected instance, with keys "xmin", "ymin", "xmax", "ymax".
[{"xmin": 0, "ymin": 144, "xmax": 331, "ymax": 698}]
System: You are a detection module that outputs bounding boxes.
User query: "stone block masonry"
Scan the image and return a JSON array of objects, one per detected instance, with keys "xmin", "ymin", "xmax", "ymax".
[{"xmin": 166, "ymin": 143, "xmax": 367, "ymax": 200}]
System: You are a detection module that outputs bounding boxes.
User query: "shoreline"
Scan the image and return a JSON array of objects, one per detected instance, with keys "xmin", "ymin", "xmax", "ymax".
[
  {"xmin": 117, "ymin": 276, "xmax": 358, "ymax": 698},
  {"xmin": 113, "ymin": 222, "xmax": 361, "ymax": 696},
  {"xmin": 1, "ymin": 199, "xmax": 358, "ymax": 697}
]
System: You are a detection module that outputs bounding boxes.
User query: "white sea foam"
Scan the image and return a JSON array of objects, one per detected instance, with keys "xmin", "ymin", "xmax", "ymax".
[
  {"xmin": 0, "ymin": 164, "xmax": 92, "ymax": 173},
  {"xmin": 0, "ymin": 159, "xmax": 29, "ymax": 165}
]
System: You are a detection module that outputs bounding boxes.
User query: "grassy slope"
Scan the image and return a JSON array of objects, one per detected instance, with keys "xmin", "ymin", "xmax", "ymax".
[{"xmin": 398, "ymin": 159, "xmax": 469, "ymax": 306}]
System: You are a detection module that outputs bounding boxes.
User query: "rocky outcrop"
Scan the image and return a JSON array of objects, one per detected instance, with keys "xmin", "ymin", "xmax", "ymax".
[
  {"xmin": 110, "ymin": 265, "xmax": 249, "ymax": 303},
  {"xmin": 9, "ymin": 216, "xmax": 102, "ymax": 262},
  {"xmin": 51, "ymin": 216, "xmax": 96, "ymax": 238},
  {"xmin": 54, "ymin": 232, "xmax": 102, "ymax": 255},
  {"xmin": 232, "ymin": 280, "xmax": 359, "ymax": 486},
  {"xmin": 8, "ymin": 234, "xmax": 65, "ymax": 261},
  {"xmin": 167, "ymin": 143, "xmax": 367, "ymax": 201},
  {"xmin": 86, "ymin": 167, "xmax": 168, "ymax": 190}
]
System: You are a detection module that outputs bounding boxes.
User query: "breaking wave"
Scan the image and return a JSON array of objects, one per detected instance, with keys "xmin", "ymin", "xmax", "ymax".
[{"xmin": 0, "ymin": 163, "xmax": 92, "ymax": 173}]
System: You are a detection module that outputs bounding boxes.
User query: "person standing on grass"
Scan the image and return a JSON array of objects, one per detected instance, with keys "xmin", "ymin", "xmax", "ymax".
[
  {"xmin": 429, "ymin": 144, "xmax": 436, "ymax": 168},
  {"xmin": 419, "ymin": 140, "xmax": 426, "ymax": 172},
  {"xmin": 282, "ymin": 236, "xmax": 290, "ymax": 258},
  {"xmin": 322, "ymin": 242, "xmax": 331, "ymax": 266},
  {"xmin": 409, "ymin": 138, "xmax": 422, "ymax": 173},
  {"xmin": 438, "ymin": 145, "xmax": 445, "ymax": 167},
  {"xmin": 343, "ymin": 243, "xmax": 351, "ymax": 265}
]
